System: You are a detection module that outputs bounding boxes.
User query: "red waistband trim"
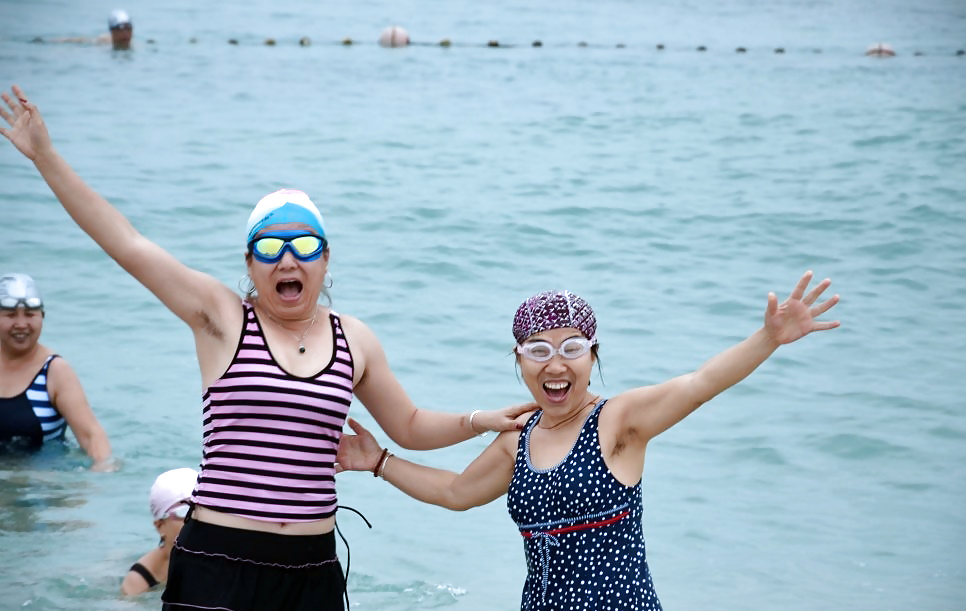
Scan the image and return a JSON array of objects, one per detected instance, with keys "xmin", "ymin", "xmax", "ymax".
[{"xmin": 520, "ymin": 510, "xmax": 630, "ymax": 538}]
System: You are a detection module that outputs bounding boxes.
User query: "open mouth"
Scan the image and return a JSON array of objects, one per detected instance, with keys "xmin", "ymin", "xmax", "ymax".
[
  {"xmin": 543, "ymin": 381, "xmax": 571, "ymax": 402},
  {"xmin": 276, "ymin": 280, "xmax": 303, "ymax": 300}
]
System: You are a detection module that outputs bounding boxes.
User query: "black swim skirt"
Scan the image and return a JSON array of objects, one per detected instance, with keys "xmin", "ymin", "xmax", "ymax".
[{"xmin": 161, "ymin": 514, "xmax": 345, "ymax": 611}]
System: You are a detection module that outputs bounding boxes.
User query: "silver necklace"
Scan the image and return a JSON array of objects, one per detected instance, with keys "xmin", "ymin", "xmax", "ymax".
[{"xmin": 262, "ymin": 308, "xmax": 318, "ymax": 354}]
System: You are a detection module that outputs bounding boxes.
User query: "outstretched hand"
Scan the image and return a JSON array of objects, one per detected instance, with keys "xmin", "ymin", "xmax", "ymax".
[
  {"xmin": 765, "ymin": 270, "xmax": 840, "ymax": 345},
  {"xmin": 336, "ymin": 418, "xmax": 384, "ymax": 474},
  {"xmin": 0, "ymin": 85, "xmax": 52, "ymax": 161}
]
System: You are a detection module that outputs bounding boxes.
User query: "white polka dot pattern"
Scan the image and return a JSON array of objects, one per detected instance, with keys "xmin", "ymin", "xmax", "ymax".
[{"xmin": 507, "ymin": 400, "xmax": 663, "ymax": 610}]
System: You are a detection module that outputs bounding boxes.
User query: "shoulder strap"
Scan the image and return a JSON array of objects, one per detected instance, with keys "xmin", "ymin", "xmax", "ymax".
[{"xmin": 36, "ymin": 354, "xmax": 59, "ymax": 379}]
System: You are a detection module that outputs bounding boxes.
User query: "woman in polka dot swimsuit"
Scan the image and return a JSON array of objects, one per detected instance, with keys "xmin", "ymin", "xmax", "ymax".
[{"xmin": 339, "ymin": 271, "xmax": 840, "ymax": 609}]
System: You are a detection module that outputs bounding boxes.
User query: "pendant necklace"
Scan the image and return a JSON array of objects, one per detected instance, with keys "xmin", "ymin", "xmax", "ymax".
[
  {"xmin": 262, "ymin": 307, "xmax": 318, "ymax": 354},
  {"xmin": 292, "ymin": 315, "xmax": 317, "ymax": 353}
]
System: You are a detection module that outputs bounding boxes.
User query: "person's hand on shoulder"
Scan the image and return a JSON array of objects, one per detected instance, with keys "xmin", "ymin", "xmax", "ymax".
[{"xmin": 471, "ymin": 401, "xmax": 538, "ymax": 434}]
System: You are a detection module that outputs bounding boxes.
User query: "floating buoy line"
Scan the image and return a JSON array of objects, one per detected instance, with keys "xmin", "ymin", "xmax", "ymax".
[
  {"xmin": 23, "ymin": 28, "xmax": 966, "ymax": 57},
  {"xmin": 170, "ymin": 38, "xmax": 966, "ymax": 57}
]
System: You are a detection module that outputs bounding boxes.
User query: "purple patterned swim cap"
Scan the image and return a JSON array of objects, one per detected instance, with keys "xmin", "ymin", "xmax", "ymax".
[{"xmin": 512, "ymin": 290, "xmax": 597, "ymax": 344}]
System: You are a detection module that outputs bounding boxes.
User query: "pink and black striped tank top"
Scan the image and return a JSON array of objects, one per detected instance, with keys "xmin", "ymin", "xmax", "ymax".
[{"xmin": 192, "ymin": 301, "xmax": 354, "ymax": 522}]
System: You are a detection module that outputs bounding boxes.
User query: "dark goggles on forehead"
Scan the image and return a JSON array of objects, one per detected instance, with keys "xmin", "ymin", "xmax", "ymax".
[
  {"xmin": 110, "ymin": 23, "xmax": 133, "ymax": 31},
  {"xmin": 247, "ymin": 231, "xmax": 327, "ymax": 264},
  {"xmin": 0, "ymin": 297, "xmax": 43, "ymax": 310}
]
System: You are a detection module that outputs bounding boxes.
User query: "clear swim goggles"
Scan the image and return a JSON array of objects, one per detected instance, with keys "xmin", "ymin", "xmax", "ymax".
[
  {"xmin": 515, "ymin": 337, "xmax": 597, "ymax": 362},
  {"xmin": 247, "ymin": 230, "xmax": 327, "ymax": 264},
  {"xmin": 0, "ymin": 296, "xmax": 43, "ymax": 310}
]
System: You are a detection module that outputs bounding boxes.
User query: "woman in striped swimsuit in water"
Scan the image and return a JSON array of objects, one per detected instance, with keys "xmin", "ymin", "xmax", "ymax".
[
  {"xmin": 0, "ymin": 86, "xmax": 532, "ymax": 611},
  {"xmin": 338, "ymin": 277, "xmax": 840, "ymax": 609}
]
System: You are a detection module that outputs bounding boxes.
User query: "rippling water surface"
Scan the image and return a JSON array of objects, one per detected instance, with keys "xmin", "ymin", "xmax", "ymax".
[{"xmin": 1, "ymin": 0, "xmax": 964, "ymax": 609}]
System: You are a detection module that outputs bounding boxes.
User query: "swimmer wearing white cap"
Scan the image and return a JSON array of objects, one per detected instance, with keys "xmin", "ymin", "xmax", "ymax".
[
  {"xmin": 0, "ymin": 273, "xmax": 114, "ymax": 469},
  {"xmin": 107, "ymin": 10, "xmax": 134, "ymax": 50},
  {"xmin": 46, "ymin": 9, "xmax": 133, "ymax": 50},
  {"xmin": 121, "ymin": 468, "xmax": 199, "ymax": 596}
]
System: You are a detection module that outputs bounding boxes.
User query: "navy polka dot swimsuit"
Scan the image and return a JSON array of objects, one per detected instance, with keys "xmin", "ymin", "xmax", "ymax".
[{"xmin": 507, "ymin": 400, "xmax": 663, "ymax": 610}]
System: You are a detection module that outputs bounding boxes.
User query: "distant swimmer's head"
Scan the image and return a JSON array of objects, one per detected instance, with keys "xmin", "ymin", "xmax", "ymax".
[
  {"xmin": 108, "ymin": 9, "xmax": 132, "ymax": 30},
  {"xmin": 108, "ymin": 9, "xmax": 134, "ymax": 49},
  {"xmin": 149, "ymin": 468, "xmax": 198, "ymax": 521},
  {"xmin": 0, "ymin": 273, "xmax": 44, "ymax": 313}
]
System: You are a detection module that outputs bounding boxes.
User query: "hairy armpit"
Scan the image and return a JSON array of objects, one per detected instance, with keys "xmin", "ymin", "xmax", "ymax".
[
  {"xmin": 611, "ymin": 425, "xmax": 643, "ymax": 457},
  {"xmin": 195, "ymin": 310, "xmax": 224, "ymax": 340}
]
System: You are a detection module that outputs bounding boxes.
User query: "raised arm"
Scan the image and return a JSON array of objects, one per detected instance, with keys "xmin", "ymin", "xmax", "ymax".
[
  {"xmin": 343, "ymin": 314, "xmax": 533, "ymax": 450},
  {"xmin": 0, "ymin": 86, "xmax": 235, "ymax": 332},
  {"xmin": 338, "ymin": 417, "xmax": 516, "ymax": 510},
  {"xmin": 618, "ymin": 270, "xmax": 840, "ymax": 441}
]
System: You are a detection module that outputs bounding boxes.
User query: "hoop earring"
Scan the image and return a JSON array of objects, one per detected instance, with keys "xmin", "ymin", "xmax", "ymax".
[
  {"xmin": 323, "ymin": 272, "xmax": 333, "ymax": 289},
  {"xmin": 238, "ymin": 274, "xmax": 255, "ymax": 295}
]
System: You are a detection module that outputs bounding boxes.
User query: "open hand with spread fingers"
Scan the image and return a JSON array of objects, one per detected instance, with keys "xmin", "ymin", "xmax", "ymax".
[
  {"xmin": 764, "ymin": 270, "xmax": 840, "ymax": 345},
  {"xmin": 0, "ymin": 85, "xmax": 53, "ymax": 161}
]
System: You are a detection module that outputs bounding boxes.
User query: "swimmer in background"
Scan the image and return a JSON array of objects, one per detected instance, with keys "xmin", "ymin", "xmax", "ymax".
[
  {"xmin": 121, "ymin": 468, "xmax": 199, "ymax": 596},
  {"xmin": 0, "ymin": 273, "xmax": 115, "ymax": 470},
  {"xmin": 45, "ymin": 10, "xmax": 134, "ymax": 51}
]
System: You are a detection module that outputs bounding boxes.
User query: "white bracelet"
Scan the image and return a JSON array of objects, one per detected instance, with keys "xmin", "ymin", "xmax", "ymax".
[
  {"xmin": 375, "ymin": 450, "xmax": 393, "ymax": 479},
  {"xmin": 468, "ymin": 409, "xmax": 489, "ymax": 438}
]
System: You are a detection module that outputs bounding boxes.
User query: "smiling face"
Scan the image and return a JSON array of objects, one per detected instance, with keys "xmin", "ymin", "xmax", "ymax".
[
  {"xmin": 517, "ymin": 326, "xmax": 596, "ymax": 411},
  {"xmin": 0, "ymin": 307, "xmax": 43, "ymax": 357},
  {"xmin": 245, "ymin": 222, "xmax": 329, "ymax": 317}
]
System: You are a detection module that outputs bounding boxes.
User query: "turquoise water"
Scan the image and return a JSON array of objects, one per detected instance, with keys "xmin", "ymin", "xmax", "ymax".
[{"xmin": 1, "ymin": 0, "xmax": 965, "ymax": 609}]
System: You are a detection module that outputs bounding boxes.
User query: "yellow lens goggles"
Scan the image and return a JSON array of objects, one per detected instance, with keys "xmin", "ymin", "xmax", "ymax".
[{"xmin": 248, "ymin": 231, "xmax": 326, "ymax": 263}]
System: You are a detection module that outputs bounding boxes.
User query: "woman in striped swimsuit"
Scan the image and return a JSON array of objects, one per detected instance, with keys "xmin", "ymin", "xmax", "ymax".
[
  {"xmin": 1, "ymin": 87, "xmax": 531, "ymax": 611},
  {"xmin": 0, "ymin": 273, "xmax": 114, "ymax": 469},
  {"xmin": 338, "ymin": 278, "xmax": 841, "ymax": 609}
]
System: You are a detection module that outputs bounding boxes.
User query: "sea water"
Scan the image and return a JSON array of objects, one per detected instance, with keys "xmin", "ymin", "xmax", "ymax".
[{"xmin": 0, "ymin": 0, "xmax": 964, "ymax": 609}]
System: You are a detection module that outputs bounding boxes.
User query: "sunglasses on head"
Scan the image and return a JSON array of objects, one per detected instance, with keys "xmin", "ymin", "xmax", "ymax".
[
  {"xmin": 248, "ymin": 231, "xmax": 327, "ymax": 264},
  {"xmin": 0, "ymin": 297, "xmax": 43, "ymax": 310},
  {"xmin": 515, "ymin": 336, "xmax": 596, "ymax": 362}
]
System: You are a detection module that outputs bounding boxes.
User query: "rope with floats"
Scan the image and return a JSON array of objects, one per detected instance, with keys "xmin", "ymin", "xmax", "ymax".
[{"xmin": 26, "ymin": 24, "xmax": 966, "ymax": 57}]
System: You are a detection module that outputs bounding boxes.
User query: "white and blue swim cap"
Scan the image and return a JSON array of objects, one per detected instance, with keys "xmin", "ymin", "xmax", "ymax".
[
  {"xmin": 108, "ymin": 9, "xmax": 132, "ymax": 29},
  {"xmin": 246, "ymin": 189, "xmax": 327, "ymax": 244},
  {"xmin": 0, "ymin": 273, "xmax": 44, "ymax": 311}
]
